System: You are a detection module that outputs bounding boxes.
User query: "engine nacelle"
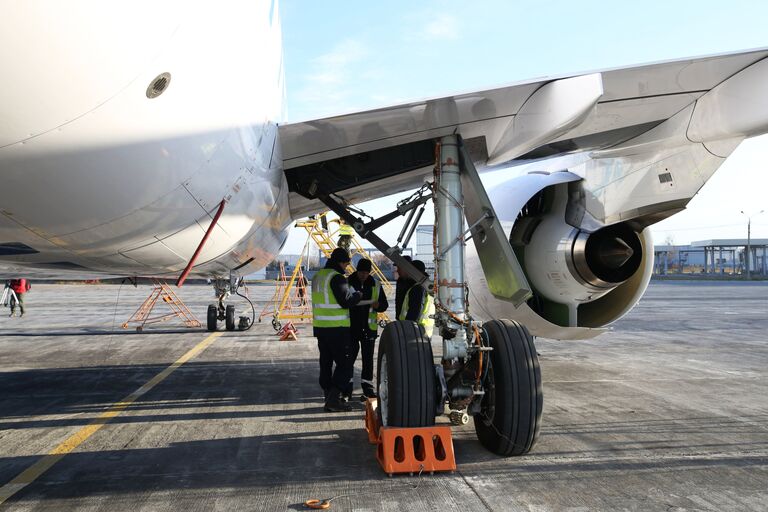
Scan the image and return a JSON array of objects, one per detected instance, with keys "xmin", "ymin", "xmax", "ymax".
[
  {"xmin": 512, "ymin": 177, "xmax": 654, "ymax": 329},
  {"xmin": 474, "ymin": 171, "xmax": 654, "ymax": 337}
]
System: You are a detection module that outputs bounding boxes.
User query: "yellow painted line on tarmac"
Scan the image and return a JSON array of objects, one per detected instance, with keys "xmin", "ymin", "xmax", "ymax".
[{"xmin": 0, "ymin": 331, "xmax": 223, "ymax": 506}]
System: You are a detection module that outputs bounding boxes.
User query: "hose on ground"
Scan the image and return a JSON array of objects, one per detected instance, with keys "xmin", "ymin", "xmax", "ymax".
[{"xmin": 235, "ymin": 278, "xmax": 256, "ymax": 331}]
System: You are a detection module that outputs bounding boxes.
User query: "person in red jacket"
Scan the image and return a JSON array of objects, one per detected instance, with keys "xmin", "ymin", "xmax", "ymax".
[{"xmin": 8, "ymin": 278, "xmax": 31, "ymax": 317}]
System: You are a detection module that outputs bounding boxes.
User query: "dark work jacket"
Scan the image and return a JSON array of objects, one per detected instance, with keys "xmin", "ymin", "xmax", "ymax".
[
  {"xmin": 402, "ymin": 283, "xmax": 426, "ymax": 322},
  {"xmin": 394, "ymin": 277, "xmax": 413, "ymax": 320},
  {"xmin": 313, "ymin": 260, "xmax": 362, "ymax": 337},
  {"xmin": 348, "ymin": 273, "xmax": 389, "ymax": 336}
]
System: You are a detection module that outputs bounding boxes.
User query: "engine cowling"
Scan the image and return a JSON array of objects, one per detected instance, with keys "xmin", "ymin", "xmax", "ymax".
[
  {"xmin": 472, "ymin": 171, "xmax": 654, "ymax": 337},
  {"xmin": 512, "ymin": 177, "xmax": 653, "ymax": 329}
]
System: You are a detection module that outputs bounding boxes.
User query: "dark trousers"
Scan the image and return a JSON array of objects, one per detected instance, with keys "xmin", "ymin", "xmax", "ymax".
[
  {"xmin": 345, "ymin": 330, "xmax": 376, "ymax": 396},
  {"xmin": 316, "ymin": 329, "xmax": 351, "ymax": 396},
  {"xmin": 10, "ymin": 294, "xmax": 24, "ymax": 315}
]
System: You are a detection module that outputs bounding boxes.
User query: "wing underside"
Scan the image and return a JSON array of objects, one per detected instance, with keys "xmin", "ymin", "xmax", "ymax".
[{"xmin": 280, "ymin": 48, "xmax": 768, "ymax": 219}]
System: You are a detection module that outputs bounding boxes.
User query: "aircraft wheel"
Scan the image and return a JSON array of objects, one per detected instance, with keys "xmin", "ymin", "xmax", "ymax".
[
  {"xmin": 376, "ymin": 320, "xmax": 436, "ymax": 427},
  {"xmin": 474, "ymin": 319, "xmax": 542, "ymax": 456},
  {"xmin": 225, "ymin": 305, "xmax": 236, "ymax": 331},
  {"xmin": 206, "ymin": 304, "xmax": 218, "ymax": 332}
]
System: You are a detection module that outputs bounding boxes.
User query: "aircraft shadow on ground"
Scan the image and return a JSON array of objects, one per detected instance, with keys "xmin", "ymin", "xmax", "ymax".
[
  {"xmin": 2, "ymin": 357, "xmax": 767, "ymax": 502},
  {"xmin": 0, "ymin": 359, "xmax": 334, "ymax": 424},
  {"xmin": 0, "ymin": 428, "xmax": 387, "ymax": 502},
  {"xmin": 0, "ymin": 429, "xmax": 766, "ymax": 503}
]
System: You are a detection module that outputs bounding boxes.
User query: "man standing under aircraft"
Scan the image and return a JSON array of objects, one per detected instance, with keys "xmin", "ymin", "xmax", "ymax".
[
  {"xmin": 345, "ymin": 259, "xmax": 388, "ymax": 401},
  {"xmin": 393, "ymin": 255, "xmax": 413, "ymax": 318},
  {"xmin": 398, "ymin": 260, "xmax": 434, "ymax": 339},
  {"xmin": 312, "ymin": 248, "xmax": 362, "ymax": 412}
]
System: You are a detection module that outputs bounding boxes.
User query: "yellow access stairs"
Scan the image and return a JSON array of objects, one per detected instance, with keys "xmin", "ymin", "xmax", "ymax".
[{"xmin": 296, "ymin": 213, "xmax": 394, "ymax": 323}]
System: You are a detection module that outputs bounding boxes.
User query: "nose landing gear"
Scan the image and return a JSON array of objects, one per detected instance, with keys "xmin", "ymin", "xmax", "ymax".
[{"xmin": 206, "ymin": 275, "xmax": 255, "ymax": 332}]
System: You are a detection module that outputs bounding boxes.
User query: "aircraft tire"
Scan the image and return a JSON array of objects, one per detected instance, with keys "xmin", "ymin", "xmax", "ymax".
[
  {"xmin": 474, "ymin": 319, "xmax": 542, "ymax": 456},
  {"xmin": 225, "ymin": 305, "xmax": 236, "ymax": 331},
  {"xmin": 207, "ymin": 304, "xmax": 218, "ymax": 332},
  {"xmin": 376, "ymin": 320, "xmax": 436, "ymax": 428}
]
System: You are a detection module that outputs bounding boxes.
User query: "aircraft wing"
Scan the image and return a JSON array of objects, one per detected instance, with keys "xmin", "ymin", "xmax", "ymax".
[{"xmin": 280, "ymin": 48, "xmax": 768, "ymax": 218}]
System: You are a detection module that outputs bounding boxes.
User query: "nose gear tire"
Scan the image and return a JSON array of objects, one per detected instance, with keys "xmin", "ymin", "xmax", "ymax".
[
  {"xmin": 225, "ymin": 305, "xmax": 236, "ymax": 331},
  {"xmin": 474, "ymin": 319, "xmax": 542, "ymax": 456},
  {"xmin": 206, "ymin": 304, "xmax": 217, "ymax": 332}
]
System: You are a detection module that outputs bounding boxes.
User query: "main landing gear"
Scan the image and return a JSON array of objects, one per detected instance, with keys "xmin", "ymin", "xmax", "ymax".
[
  {"xmin": 207, "ymin": 275, "xmax": 254, "ymax": 332},
  {"xmin": 316, "ymin": 134, "xmax": 541, "ymax": 457}
]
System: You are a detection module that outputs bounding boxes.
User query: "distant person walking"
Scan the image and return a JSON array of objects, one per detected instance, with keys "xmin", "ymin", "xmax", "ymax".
[
  {"xmin": 296, "ymin": 269, "xmax": 308, "ymax": 306},
  {"xmin": 8, "ymin": 278, "xmax": 31, "ymax": 317}
]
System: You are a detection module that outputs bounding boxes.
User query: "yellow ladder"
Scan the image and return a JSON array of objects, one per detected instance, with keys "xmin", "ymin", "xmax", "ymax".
[
  {"xmin": 258, "ymin": 244, "xmax": 313, "ymax": 330},
  {"xmin": 296, "ymin": 213, "xmax": 394, "ymax": 323}
]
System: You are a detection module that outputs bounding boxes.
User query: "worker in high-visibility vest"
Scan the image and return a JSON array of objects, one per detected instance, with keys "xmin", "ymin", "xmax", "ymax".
[
  {"xmin": 337, "ymin": 219, "xmax": 354, "ymax": 252},
  {"xmin": 312, "ymin": 248, "xmax": 362, "ymax": 412},
  {"xmin": 346, "ymin": 259, "xmax": 389, "ymax": 401},
  {"xmin": 398, "ymin": 260, "xmax": 435, "ymax": 338}
]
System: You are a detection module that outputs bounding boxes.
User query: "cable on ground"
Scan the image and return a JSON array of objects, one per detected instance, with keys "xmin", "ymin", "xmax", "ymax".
[{"xmin": 234, "ymin": 277, "xmax": 255, "ymax": 331}]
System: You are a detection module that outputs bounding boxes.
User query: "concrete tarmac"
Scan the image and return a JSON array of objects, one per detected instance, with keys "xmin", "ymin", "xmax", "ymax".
[{"xmin": 0, "ymin": 281, "xmax": 766, "ymax": 511}]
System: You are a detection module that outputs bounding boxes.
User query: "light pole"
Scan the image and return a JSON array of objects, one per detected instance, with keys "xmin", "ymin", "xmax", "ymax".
[{"xmin": 740, "ymin": 210, "xmax": 764, "ymax": 280}]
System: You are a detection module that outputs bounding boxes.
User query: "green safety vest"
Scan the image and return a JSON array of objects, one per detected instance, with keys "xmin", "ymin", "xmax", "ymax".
[
  {"xmin": 338, "ymin": 223, "xmax": 354, "ymax": 236},
  {"xmin": 312, "ymin": 268, "xmax": 350, "ymax": 328},
  {"xmin": 398, "ymin": 284, "xmax": 435, "ymax": 338},
  {"xmin": 368, "ymin": 280, "xmax": 381, "ymax": 332}
]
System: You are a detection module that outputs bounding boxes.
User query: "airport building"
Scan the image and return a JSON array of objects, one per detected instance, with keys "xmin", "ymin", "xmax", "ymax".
[{"xmin": 654, "ymin": 239, "xmax": 768, "ymax": 276}]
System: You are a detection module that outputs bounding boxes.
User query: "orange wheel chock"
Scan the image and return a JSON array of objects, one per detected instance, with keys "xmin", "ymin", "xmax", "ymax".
[
  {"xmin": 364, "ymin": 397, "xmax": 456, "ymax": 475},
  {"xmin": 304, "ymin": 499, "xmax": 331, "ymax": 509},
  {"xmin": 376, "ymin": 426, "xmax": 456, "ymax": 475},
  {"xmin": 277, "ymin": 321, "xmax": 298, "ymax": 341},
  {"xmin": 363, "ymin": 398, "xmax": 380, "ymax": 444}
]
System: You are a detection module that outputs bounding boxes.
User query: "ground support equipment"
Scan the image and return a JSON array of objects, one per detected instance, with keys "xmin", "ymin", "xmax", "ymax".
[
  {"xmin": 276, "ymin": 321, "xmax": 299, "ymax": 341},
  {"xmin": 1, "ymin": 284, "xmax": 18, "ymax": 311},
  {"xmin": 364, "ymin": 398, "xmax": 455, "ymax": 476},
  {"xmin": 296, "ymin": 213, "xmax": 394, "ymax": 325},
  {"xmin": 258, "ymin": 260, "xmax": 312, "ymax": 331},
  {"xmin": 122, "ymin": 280, "xmax": 201, "ymax": 331}
]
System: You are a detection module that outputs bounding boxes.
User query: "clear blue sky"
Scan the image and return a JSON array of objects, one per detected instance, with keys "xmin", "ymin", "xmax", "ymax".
[{"xmin": 279, "ymin": 0, "xmax": 768, "ymax": 253}]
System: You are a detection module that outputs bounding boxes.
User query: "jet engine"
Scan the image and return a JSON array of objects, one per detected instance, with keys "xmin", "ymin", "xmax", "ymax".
[{"xmin": 481, "ymin": 172, "xmax": 655, "ymax": 334}]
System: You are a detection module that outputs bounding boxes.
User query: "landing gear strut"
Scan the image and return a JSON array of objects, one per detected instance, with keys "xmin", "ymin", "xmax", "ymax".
[{"xmin": 313, "ymin": 135, "xmax": 541, "ymax": 456}]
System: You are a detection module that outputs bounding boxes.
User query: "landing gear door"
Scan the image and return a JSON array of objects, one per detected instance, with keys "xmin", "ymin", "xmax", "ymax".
[{"xmin": 459, "ymin": 143, "xmax": 532, "ymax": 307}]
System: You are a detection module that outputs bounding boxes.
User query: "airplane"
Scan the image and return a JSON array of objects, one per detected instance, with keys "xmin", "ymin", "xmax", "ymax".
[{"xmin": 1, "ymin": 0, "xmax": 767, "ymax": 457}]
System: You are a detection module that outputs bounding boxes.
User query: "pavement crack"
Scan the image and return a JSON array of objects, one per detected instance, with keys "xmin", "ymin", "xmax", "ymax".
[{"xmin": 456, "ymin": 469, "xmax": 495, "ymax": 511}]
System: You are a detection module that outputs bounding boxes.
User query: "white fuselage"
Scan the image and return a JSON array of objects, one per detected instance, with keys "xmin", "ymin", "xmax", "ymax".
[{"xmin": 0, "ymin": 0, "xmax": 290, "ymax": 279}]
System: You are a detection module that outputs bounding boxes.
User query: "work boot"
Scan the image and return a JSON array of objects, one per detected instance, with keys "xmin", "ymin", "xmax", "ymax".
[
  {"xmin": 361, "ymin": 385, "xmax": 377, "ymax": 400},
  {"xmin": 324, "ymin": 388, "xmax": 352, "ymax": 412}
]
